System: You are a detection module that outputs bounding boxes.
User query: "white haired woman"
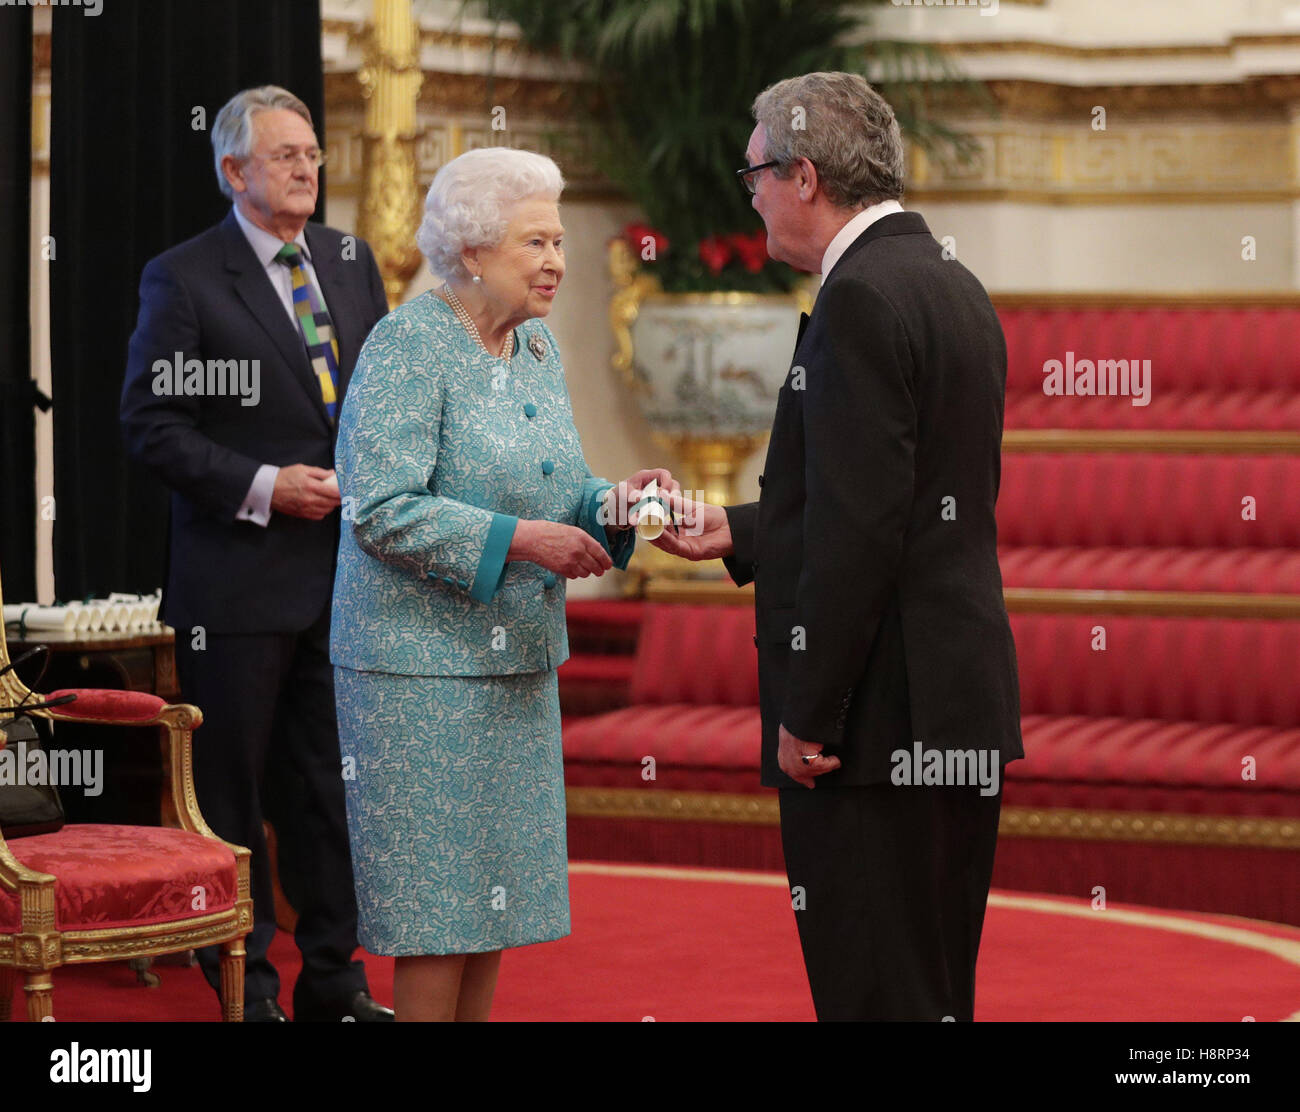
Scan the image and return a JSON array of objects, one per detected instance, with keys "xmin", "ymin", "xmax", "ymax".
[{"xmin": 329, "ymin": 147, "xmax": 677, "ymax": 1021}]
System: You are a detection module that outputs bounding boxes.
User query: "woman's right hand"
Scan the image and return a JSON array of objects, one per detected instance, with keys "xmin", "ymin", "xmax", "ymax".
[{"xmin": 508, "ymin": 519, "xmax": 613, "ymax": 579}]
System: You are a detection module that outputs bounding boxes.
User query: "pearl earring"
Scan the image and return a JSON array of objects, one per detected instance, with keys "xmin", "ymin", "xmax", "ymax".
[{"xmin": 472, "ymin": 274, "xmax": 481, "ymax": 283}]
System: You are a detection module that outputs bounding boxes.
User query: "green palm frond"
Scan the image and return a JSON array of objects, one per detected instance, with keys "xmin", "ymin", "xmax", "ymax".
[{"xmin": 477, "ymin": 0, "xmax": 991, "ymax": 290}]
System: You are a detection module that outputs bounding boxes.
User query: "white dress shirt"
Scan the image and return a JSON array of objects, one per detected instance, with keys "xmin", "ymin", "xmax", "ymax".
[
  {"xmin": 819, "ymin": 199, "xmax": 904, "ymax": 284},
  {"xmin": 231, "ymin": 205, "xmax": 334, "ymax": 526}
]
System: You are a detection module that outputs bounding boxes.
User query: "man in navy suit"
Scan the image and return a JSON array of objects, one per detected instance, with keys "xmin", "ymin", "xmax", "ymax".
[
  {"xmin": 120, "ymin": 86, "xmax": 392, "ymax": 1022},
  {"xmin": 655, "ymin": 73, "xmax": 1023, "ymax": 1020}
]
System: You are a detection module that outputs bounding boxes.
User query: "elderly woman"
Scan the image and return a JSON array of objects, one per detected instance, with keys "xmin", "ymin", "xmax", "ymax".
[{"xmin": 330, "ymin": 147, "xmax": 675, "ymax": 1021}]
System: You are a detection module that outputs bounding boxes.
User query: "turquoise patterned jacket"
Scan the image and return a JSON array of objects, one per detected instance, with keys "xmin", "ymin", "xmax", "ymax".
[{"xmin": 330, "ymin": 291, "xmax": 634, "ymax": 676}]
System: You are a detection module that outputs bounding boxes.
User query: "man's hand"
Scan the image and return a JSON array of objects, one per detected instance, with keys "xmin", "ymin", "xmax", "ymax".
[
  {"xmin": 649, "ymin": 493, "xmax": 734, "ymax": 561},
  {"xmin": 271, "ymin": 464, "xmax": 342, "ymax": 520},
  {"xmin": 777, "ymin": 724, "xmax": 842, "ymax": 788}
]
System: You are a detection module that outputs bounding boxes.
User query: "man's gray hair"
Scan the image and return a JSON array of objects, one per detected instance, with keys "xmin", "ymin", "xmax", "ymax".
[
  {"xmin": 416, "ymin": 147, "xmax": 565, "ymax": 281},
  {"xmin": 211, "ymin": 86, "xmax": 315, "ymax": 200},
  {"xmin": 753, "ymin": 72, "xmax": 904, "ymax": 209}
]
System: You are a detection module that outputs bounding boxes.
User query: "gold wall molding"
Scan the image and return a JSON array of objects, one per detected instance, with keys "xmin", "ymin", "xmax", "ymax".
[
  {"xmin": 636, "ymin": 578, "xmax": 1300, "ymax": 618},
  {"xmin": 314, "ymin": 19, "xmax": 1300, "ymax": 205},
  {"xmin": 566, "ymin": 788, "xmax": 1300, "ymax": 850},
  {"xmin": 1001, "ymin": 430, "xmax": 1300, "ymax": 454},
  {"xmin": 326, "ymin": 69, "xmax": 581, "ymax": 117},
  {"xmin": 992, "ymin": 291, "xmax": 1300, "ymax": 307},
  {"xmin": 929, "ymin": 76, "xmax": 1300, "ymax": 119},
  {"xmin": 1002, "ymin": 587, "xmax": 1300, "ymax": 619},
  {"xmin": 998, "ymin": 806, "xmax": 1300, "ymax": 850},
  {"xmin": 908, "ymin": 117, "xmax": 1295, "ymax": 199},
  {"xmin": 323, "ymin": 106, "xmax": 608, "ymax": 199},
  {"xmin": 939, "ymin": 35, "xmax": 1300, "ymax": 61}
]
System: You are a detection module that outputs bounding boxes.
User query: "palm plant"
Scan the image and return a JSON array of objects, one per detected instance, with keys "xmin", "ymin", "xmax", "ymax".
[{"xmin": 479, "ymin": 0, "xmax": 987, "ymax": 292}]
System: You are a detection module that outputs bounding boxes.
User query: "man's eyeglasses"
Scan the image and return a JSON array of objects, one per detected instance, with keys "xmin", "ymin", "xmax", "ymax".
[
  {"xmin": 737, "ymin": 160, "xmax": 780, "ymax": 195},
  {"xmin": 257, "ymin": 148, "xmax": 328, "ymax": 169}
]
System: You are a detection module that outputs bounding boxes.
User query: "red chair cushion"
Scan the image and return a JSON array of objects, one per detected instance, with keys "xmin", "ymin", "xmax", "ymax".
[
  {"xmin": 997, "ymin": 454, "xmax": 1300, "ymax": 548},
  {"xmin": 564, "ymin": 704, "xmax": 763, "ymax": 794},
  {"xmin": 999, "ymin": 304, "xmax": 1300, "ymax": 394},
  {"xmin": 998, "ymin": 546, "xmax": 1300, "ymax": 593},
  {"xmin": 45, "ymin": 689, "xmax": 166, "ymax": 721},
  {"xmin": 0, "ymin": 824, "xmax": 238, "ymax": 932},
  {"xmin": 1010, "ymin": 714, "xmax": 1300, "ymax": 791},
  {"xmin": 1005, "ymin": 388, "xmax": 1300, "ymax": 431},
  {"xmin": 564, "ymin": 708, "xmax": 1300, "ymax": 814},
  {"xmin": 565, "ymin": 600, "xmax": 646, "ymax": 630},
  {"xmin": 1010, "ymin": 613, "xmax": 1300, "ymax": 726},
  {"xmin": 558, "ymin": 654, "xmax": 637, "ymax": 685},
  {"xmin": 629, "ymin": 605, "xmax": 758, "ymax": 706}
]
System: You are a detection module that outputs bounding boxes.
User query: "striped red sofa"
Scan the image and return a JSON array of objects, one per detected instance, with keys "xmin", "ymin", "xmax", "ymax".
[
  {"xmin": 998, "ymin": 299, "xmax": 1300, "ymax": 431},
  {"xmin": 562, "ymin": 602, "xmax": 1300, "ymax": 925},
  {"xmin": 997, "ymin": 452, "xmax": 1300, "ymax": 595}
]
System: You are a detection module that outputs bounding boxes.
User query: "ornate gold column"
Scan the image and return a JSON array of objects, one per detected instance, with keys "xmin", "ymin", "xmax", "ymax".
[{"xmin": 356, "ymin": 0, "xmax": 425, "ymax": 308}]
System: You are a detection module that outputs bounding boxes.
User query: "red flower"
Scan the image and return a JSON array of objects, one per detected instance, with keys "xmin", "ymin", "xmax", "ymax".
[
  {"xmin": 728, "ymin": 230, "xmax": 768, "ymax": 273},
  {"xmin": 624, "ymin": 222, "xmax": 669, "ymax": 261},
  {"xmin": 698, "ymin": 235, "xmax": 732, "ymax": 275}
]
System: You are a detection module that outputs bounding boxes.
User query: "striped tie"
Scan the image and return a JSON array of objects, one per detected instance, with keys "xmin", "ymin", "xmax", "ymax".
[{"xmin": 275, "ymin": 244, "xmax": 340, "ymax": 421}]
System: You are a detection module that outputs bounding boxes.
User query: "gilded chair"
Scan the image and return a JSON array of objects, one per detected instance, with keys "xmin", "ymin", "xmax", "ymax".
[{"xmin": 0, "ymin": 567, "xmax": 252, "ymax": 1021}]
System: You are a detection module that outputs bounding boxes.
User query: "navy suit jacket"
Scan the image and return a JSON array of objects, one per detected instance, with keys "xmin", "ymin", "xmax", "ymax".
[
  {"xmin": 724, "ymin": 212, "xmax": 1024, "ymax": 788},
  {"xmin": 120, "ymin": 210, "xmax": 389, "ymax": 634}
]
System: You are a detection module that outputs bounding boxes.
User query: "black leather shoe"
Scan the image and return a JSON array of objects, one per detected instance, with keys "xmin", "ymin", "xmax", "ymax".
[
  {"xmin": 244, "ymin": 998, "xmax": 289, "ymax": 1022},
  {"xmin": 295, "ymin": 990, "xmax": 394, "ymax": 1023}
]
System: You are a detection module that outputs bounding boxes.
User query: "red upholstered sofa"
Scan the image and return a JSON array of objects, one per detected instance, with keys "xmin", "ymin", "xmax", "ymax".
[
  {"xmin": 562, "ymin": 603, "xmax": 1300, "ymax": 925},
  {"xmin": 998, "ymin": 301, "xmax": 1300, "ymax": 430}
]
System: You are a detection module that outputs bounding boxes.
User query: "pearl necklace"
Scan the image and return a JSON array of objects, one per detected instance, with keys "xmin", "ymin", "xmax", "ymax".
[{"xmin": 440, "ymin": 283, "xmax": 515, "ymax": 361}]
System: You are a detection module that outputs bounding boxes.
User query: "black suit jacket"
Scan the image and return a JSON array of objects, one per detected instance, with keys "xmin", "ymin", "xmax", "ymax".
[
  {"xmin": 120, "ymin": 210, "xmax": 389, "ymax": 634},
  {"xmin": 724, "ymin": 211, "xmax": 1024, "ymax": 788}
]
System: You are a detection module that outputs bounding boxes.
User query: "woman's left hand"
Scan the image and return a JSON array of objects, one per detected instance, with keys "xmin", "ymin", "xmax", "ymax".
[{"xmin": 603, "ymin": 468, "xmax": 681, "ymax": 531}]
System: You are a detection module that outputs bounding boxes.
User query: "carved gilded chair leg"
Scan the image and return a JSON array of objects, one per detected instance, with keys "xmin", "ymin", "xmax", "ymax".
[
  {"xmin": 24, "ymin": 971, "xmax": 54, "ymax": 1022},
  {"xmin": 0, "ymin": 966, "xmax": 14, "ymax": 1021},
  {"xmin": 219, "ymin": 937, "xmax": 245, "ymax": 1021}
]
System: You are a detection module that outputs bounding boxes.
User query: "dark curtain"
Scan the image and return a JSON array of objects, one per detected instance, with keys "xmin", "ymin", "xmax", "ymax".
[
  {"xmin": 0, "ymin": 7, "xmax": 35, "ymax": 603},
  {"xmin": 50, "ymin": 0, "xmax": 324, "ymax": 599}
]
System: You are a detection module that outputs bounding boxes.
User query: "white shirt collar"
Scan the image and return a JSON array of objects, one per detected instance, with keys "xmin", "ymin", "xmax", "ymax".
[
  {"xmin": 819, "ymin": 199, "xmax": 904, "ymax": 284},
  {"xmin": 232, "ymin": 204, "xmax": 311, "ymax": 268}
]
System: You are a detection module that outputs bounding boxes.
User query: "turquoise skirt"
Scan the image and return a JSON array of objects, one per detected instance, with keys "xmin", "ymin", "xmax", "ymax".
[{"xmin": 334, "ymin": 666, "xmax": 570, "ymax": 955}]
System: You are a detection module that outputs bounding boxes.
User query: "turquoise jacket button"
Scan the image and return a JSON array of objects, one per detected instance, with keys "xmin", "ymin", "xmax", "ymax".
[
  {"xmin": 541, "ymin": 460, "xmax": 555, "ymax": 476},
  {"xmin": 543, "ymin": 572, "xmax": 557, "ymax": 589},
  {"xmin": 524, "ymin": 403, "xmax": 537, "ymax": 418}
]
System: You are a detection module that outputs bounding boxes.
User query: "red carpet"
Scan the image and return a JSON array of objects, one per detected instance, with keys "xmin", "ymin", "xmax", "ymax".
[{"xmin": 9, "ymin": 862, "xmax": 1300, "ymax": 1021}]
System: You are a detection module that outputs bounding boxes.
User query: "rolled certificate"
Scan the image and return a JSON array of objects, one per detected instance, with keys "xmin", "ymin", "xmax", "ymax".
[
  {"xmin": 633, "ymin": 479, "xmax": 668, "ymax": 541},
  {"xmin": 3, "ymin": 604, "xmax": 78, "ymax": 632},
  {"xmin": 64, "ymin": 602, "xmax": 94, "ymax": 632}
]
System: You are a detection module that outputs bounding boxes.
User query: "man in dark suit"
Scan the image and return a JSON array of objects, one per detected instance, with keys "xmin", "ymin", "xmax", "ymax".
[
  {"xmin": 120, "ymin": 86, "xmax": 392, "ymax": 1022},
  {"xmin": 655, "ymin": 72, "xmax": 1023, "ymax": 1021}
]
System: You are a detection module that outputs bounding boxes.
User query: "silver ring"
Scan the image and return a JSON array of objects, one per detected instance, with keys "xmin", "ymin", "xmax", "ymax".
[{"xmin": 801, "ymin": 754, "xmax": 818, "ymax": 765}]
